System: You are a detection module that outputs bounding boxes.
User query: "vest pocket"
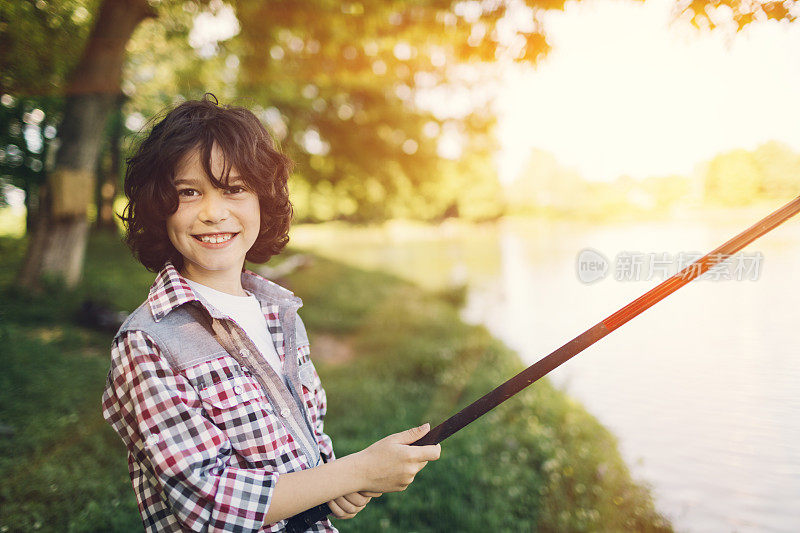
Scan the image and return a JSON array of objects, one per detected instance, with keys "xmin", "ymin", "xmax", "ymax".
[
  {"xmin": 196, "ymin": 373, "xmax": 288, "ymax": 467},
  {"xmin": 198, "ymin": 374, "xmax": 267, "ymax": 409}
]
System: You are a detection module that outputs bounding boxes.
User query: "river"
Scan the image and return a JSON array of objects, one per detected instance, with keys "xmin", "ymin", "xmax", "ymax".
[{"xmin": 290, "ymin": 208, "xmax": 800, "ymax": 532}]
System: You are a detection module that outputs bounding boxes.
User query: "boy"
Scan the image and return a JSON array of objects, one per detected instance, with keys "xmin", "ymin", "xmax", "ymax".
[{"xmin": 101, "ymin": 94, "xmax": 440, "ymax": 532}]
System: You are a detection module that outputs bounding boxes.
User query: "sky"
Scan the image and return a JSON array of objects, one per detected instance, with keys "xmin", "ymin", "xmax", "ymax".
[{"xmin": 494, "ymin": 0, "xmax": 800, "ymax": 183}]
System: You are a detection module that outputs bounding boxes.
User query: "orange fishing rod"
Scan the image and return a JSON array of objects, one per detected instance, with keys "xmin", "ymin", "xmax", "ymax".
[{"xmin": 287, "ymin": 194, "xmax": 800, "ymax": 532}]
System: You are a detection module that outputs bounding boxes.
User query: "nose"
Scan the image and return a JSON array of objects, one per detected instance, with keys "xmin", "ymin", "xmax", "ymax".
[{"xmin": 198, "ymin": 189, "xmax": 229, "ymax": 224}]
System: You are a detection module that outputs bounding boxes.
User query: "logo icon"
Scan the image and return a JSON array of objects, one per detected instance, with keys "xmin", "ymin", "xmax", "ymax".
[{"xmin": 576, "ymin": 248, "xmax": 609, "ymax": 284}]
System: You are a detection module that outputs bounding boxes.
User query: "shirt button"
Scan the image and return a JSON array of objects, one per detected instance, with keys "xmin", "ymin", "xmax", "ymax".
[
  {"xmin": 233, "ymin": 385, "xmax": 243, "ymax": 395},
  {"xmin": 145, "ymin": 433, "xmax": 160, "ymax": 446},
  {"xmin": 280, "ymin": 408, "xmax": 290, "ymax": 418},
  {"xmin": 240, "ymin": 348, "xmax": 250, "ymax": 357},
  {"xmin": 240, "ymin": 366, "xmax": 249, "ymax": 374}
]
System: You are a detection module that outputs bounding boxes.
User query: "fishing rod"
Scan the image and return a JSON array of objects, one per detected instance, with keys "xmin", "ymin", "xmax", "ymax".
[{"xmin": 286, "ymin": 194, "xmax": 800, "ymax": 532}]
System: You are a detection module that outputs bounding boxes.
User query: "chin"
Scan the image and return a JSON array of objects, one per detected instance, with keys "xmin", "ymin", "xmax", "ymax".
[{"xmin": 187, "ymin": 256, "xmax": 240, "ymax": 272}]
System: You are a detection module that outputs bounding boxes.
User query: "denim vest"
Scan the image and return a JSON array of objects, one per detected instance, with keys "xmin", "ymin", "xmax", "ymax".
[{"xmin": 115, "ymin": 274, "xmax": 322, "ymax": 468}]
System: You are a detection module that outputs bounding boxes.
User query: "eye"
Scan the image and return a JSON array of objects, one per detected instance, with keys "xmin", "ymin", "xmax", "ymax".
[
  {"xmin": 226, "ymin": 185, "xmax": 248, "ymax": 195},
  {"xmin": 177, "ymin": 188, "xmax": 199, "ymax": 198}
]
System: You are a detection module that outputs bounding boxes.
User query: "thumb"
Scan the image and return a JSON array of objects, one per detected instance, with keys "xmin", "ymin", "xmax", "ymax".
[{"xmin": 391, "ymin": 423, "xmax": 430, "ymax": 445}]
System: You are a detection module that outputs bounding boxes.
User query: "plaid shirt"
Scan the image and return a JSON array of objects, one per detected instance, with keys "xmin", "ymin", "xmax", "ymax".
[{"xmin": 101, "ymin": 263, "xmax": 336, "ymax": 532}]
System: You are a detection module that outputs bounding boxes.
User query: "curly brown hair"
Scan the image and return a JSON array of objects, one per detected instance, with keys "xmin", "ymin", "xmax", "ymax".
[{"xmin": 121, "ymin": 93, "xmax": 294, "ymax": 272}]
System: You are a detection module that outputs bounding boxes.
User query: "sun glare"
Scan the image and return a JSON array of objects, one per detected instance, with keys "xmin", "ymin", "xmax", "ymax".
[{"xmin": 495, "ymin": 0, "xmax": 800, "ymax": 184}]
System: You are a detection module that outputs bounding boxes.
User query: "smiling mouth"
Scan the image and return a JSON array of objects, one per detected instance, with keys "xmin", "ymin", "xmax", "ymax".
[{"xmin": 192, "ymin": 232, "xmax": 238, "ymax": 244}]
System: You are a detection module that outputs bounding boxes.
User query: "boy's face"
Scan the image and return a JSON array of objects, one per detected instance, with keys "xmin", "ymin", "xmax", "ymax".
[{"xmin": 166, "ymin": 144, "xmax": 261, "ymax": 288}]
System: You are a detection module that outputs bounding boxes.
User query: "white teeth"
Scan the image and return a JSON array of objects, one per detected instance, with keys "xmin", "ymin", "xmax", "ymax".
[{"xmin": 197, "ymin": 233, "xmax": 233, "ymax": 244}]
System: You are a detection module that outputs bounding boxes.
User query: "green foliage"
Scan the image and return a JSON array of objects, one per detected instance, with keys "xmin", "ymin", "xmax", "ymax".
[
  {"xmin": 0, "ymin": 0, "xmax": 99, "ymax": 95},
  {"xmin": 10, "ymin": 0, "xmax": 796, "ymax": 231},
  {"xmin": 702, "ymin": 143, "xmax": 800, "ymax": 206},
  {"xmin": 0, "ymin": 0, "xmax": 98, "ymax": 206},
  {"xmin": 505, "ymin": 140, "xmax": 799, "ymax": 220},
  {"xmin": 752, "ymin": 141, "xmax": 800, "ymax": 199},
  {"xmin": 680, "ymin": 0, "xmax": 798, "ymax": 31},
  {"xmin": 4, "ymin": 0, "xmax": 799, "ymax": 243},
  {"xmin": 124, "ymin": 0, "xmax": 546, "ymax": 222},
  {"xmin": 505, "ymin": 149, "xmax": 694, "ymax": 221},
  {"xmin": 122, "ymin": 1, "xmax": 236, "ymax": 118},
  {"xmin": 0, "ymin": 95, "xmax": 63, "ymax": 217},
  {"xmin": 638, "ymin": 174, "xmax": 693, "ymax": 209},
  {"xmin": 228, "ymin": 0, "xmax": 517, "ymax": 222},
  {"xmin": 438, "ymin": 153, "xmax": 506, "ymax": 221},
  {"xmin": 0, "ymin": 0, "xmax": 113, "ymax": 227},
  {"xmin": 0, "ymin": 205, "xmax": 25, "ymax": 236},
  {"xmin": 505, "ymin": 149, "xmax": 585, "ymax": 212},
  {"xmin": 0, "ymin": 232, "xmax": 671, "ymax": 532},
  {"xmin": 703, "ymin": 148, "xmax": 762, "ymax": 206}
]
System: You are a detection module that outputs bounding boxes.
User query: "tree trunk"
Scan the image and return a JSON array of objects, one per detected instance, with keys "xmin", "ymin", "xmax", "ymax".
[
  {"xmin": 17, "ymin": 0, "xmax": 154, "ymax": 289},
  {"xmin": 96, "ymin": 93, "xmax": 126, "ymax": 231},
  {"xmin": 23, "ymin": 183, "xmax": 39, "ymax": 234}
]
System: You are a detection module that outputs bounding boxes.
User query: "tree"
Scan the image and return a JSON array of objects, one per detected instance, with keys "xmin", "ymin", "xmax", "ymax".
[
  {"xmin": 752, "ymin": 141, "xmax": 800, "ymax": 199},
  {"xmin": 680, "ymin": 0, "xmax": 797, "ymax": 30},
  {"xmin": 6, "ymin": 0, "xmax": 798, "ymax": 287},
  {"xmin": 0, "ymin": 95, "xmax": 59, "ymax": 232},
  {"xmin": 506, "ymin": 149, "xmax": 585, "ymax": 212},
  {"xmin": 94, "ymin": 93, "xmax": 126, "ymax": 231},
  {"xmin": 232, "ymin": 0, "xmax": 549, "ymax": 222},
  {"xmin": 703, "ymin": 148, "xmax": 762, "ymax": 205},
  {"xmin": 0, "ymin": 0, "xmax": 97, "ymax": 233},
  {"xmin": 16, "ymin": 0, "xmax": 155, "ymax": 288}
]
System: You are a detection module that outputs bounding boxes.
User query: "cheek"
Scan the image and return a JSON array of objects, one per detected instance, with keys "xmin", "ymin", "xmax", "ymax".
[
  {"xmin": 246, "ymin": 199, "xmax": 262, "ymax": 233},
  {"xmin": 165, "ymin": 218, "xmax": 177, "ymax": 244},
  {"xmin": 165, "ymin": 210, "xmax": 190, "ymax": 246}
]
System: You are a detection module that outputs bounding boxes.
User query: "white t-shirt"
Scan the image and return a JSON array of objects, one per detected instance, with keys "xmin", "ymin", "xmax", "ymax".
[{"xmin": 186, "ymin": 279, "xmax": 284, "ymax": 377}]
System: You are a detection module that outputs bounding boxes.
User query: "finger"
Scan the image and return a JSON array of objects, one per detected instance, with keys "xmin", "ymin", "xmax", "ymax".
[
  {"xmin": 409, "ymin": 442, "xmax": 441, "ymax": 462},
  {"xmin": 327, "ymin": 499, "xmax": 356, "ymax": 520},
  {"xmin": 334, "ymin": 495, "xmax": 362, "ymax": 515},
  {"xmin": 342, "ymin": 492, "xmax": 370, "ymax": 507},
  {"xmin": 390, "ymin": 423, "xmax": 430, "ymax": 445},
  {"xmin": 359, "ymin": 491, "xmax": 382, "ymax": 498},
  {"xmin": 327, "ymin": 499, "xmax": 346, "ymax": 518}
]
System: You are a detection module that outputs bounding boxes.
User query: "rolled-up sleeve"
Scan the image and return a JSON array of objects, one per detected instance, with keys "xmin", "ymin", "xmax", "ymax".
[
  {"xmin": 297, "ymin": 342, "xmax": 335, "ymax": 463},
  {"xmin": 313, "ymin": 371, "xmax": 335, "ymax": 463},
  {"xmin": 102, "ymin": 330, "xmax": 278, "ymax": 532}
]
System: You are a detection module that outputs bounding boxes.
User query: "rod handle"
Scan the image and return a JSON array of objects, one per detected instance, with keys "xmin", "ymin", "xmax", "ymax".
[{"xmin": 285, "ymin": 503, "xmax": 330, "ymax": 533}]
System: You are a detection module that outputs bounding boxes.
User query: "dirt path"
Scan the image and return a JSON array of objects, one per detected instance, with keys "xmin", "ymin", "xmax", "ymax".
[{"xmin": 311, "ymin": 333, "xmax": 355, "ymax": 365}]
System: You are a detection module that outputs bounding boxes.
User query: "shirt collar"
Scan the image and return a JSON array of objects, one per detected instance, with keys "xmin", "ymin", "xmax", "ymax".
[{"xmin": 148, "ymin": 262, "xmax": 302, "ymax": 322}]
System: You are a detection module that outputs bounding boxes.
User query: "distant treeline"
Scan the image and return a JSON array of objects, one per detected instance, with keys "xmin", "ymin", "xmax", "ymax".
[
  {"xmin": 505, "ymin": 141, "xmax": 799, "ymax": 218},
  {"xmin": 700, "ymin": 141, "xmax": 798, "ymax": 205}
]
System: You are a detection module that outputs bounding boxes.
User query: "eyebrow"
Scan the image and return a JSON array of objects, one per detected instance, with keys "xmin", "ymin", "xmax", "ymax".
[{"xmin": 173, "ymin": 175, "xmax": 244, "ymax": 186}]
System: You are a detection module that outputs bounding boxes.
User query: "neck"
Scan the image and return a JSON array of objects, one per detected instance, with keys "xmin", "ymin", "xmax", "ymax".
[{"xmin": 180, "ymin": 263, "xmax": 247, "ymax": 296}]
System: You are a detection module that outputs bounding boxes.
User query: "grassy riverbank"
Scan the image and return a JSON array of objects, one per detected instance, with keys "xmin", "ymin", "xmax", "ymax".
[{"xmin": 0, "ymin": 232, "xmax": 671, "ymax": 532}]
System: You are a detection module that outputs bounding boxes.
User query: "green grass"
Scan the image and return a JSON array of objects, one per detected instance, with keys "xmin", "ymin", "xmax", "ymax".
[
  {"xmin": 0, "ymin": 232, "xmax": 672, "ymax": 532},
  {"xmin": 0, "ymin": 208, "xmax": 25, "ymax": 238}
]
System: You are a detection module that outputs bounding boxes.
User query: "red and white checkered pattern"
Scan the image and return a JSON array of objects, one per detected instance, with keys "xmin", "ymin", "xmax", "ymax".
[{"xmin": 102, "ymin": 264, "xmax": 336, "ymax": 532}]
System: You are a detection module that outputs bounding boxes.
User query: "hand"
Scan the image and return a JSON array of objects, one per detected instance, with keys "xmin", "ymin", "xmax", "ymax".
[
  {"xmin": 355, "ymin": 423, "xmax": 442, "ymax": 494},
  {"xmin": 327, "ymin": 491, "xmax": 382, "ymax": 520}
]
